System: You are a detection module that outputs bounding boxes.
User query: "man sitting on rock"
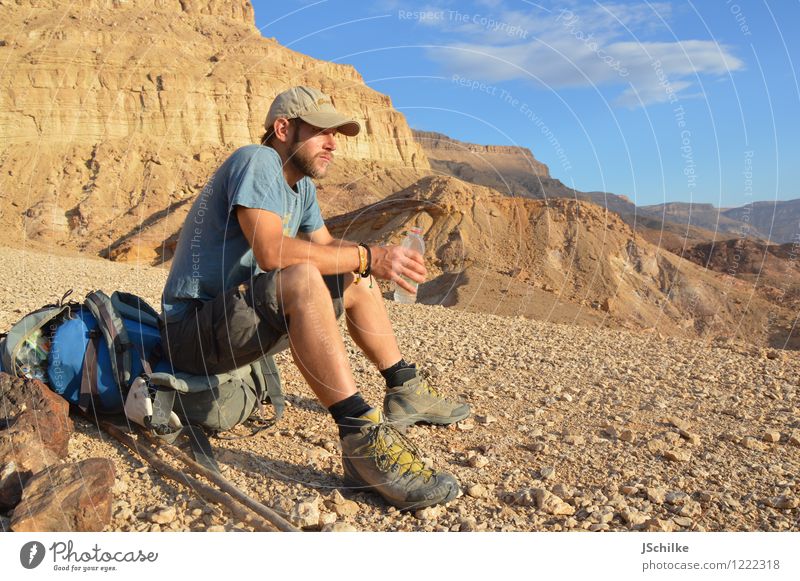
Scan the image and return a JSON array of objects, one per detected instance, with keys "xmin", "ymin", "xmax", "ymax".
[{"xmin": 159, "ymin": 86, "xmax": 470, "ymax": 509}]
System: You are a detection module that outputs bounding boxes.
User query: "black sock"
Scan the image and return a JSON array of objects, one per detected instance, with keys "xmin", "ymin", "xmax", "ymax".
[
  {"xmin": 328, "ymin": 392, "xmax": 372, "ymax": 438},
  {"xmin": 380, "ymin": 359, "xmax": 416, "ymax": 387}
]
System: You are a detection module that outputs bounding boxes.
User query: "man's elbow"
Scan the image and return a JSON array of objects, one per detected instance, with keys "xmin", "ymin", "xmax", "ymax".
[{"xmin": 254, "ymin": 248, "xmax": 281, "ymax": 272}]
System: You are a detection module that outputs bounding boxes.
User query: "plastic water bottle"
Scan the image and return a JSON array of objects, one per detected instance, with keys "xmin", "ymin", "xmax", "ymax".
[
  {"xmin": 15, "ymin": 329, "xmax": 51, "ymax": 384},
  {"xmin": 394, "ymin": 226, "xmax": 425, "ymax": 304}
]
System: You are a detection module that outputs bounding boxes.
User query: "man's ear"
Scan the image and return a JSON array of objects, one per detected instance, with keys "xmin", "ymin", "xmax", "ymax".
[{"xmin": 273, "ymin": 118, "xmax": 293, "ymax": 143}]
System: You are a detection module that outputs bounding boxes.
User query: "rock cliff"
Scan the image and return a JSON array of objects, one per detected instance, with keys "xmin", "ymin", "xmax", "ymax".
[
  {"xmin": 0, "ymin": 0, "xmax": 428, "ymax": 256},
  {"xmin": 328, "ymin": 175, "xmax": 798, "ymax": 345}
]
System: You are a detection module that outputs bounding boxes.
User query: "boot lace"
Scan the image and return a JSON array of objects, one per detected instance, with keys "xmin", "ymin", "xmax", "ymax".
[{"xmin": 366, "ymin": 422, "xmax": 434, "ymax": 483}]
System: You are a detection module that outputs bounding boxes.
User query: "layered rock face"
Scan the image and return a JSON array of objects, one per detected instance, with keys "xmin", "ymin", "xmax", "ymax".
[
  {"xmin": 329, "ymin": 175, "xmax": 795, "ymax": 343},
  {"xmin": 0, "ymin": 0, "xmax": 428, "ymax": 259},
  {"xmin": 412, "ymin": 130, "xmax": 636, "ymax": 216}
]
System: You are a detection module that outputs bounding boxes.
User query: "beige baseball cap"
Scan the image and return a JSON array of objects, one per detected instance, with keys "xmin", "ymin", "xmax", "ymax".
[{"xmin": 265, "ymin": 86, "xmax": 361, "ymax": 137}]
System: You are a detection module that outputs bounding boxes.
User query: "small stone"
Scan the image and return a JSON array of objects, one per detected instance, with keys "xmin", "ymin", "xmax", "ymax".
[
  {"xmin": 766, "ymin": 495, "xmax": 799, "ymax": 510},
  {"xmin": 477, "ymin": 415, "xmax": 497, "ymax": 425},
  {"xmin": 332, "ymin": 500, "xmax": 359, "ymax": 518},
  {"xmin": 668, "ymin": 417, "xmax": 691, "ymax": 432},
  {"xmin": 672, "ymin": 516, "xmax": 694, "ymax": 527},
  {"xmin": 322, "ymin": 522, "xmax": 358, "ymax": 532},
  {"xmin": 678, "ymin": 430, "xmax": 701, "ymax": 445},
  {"xmin": 459, "ymin": 517, "xmax": 478, "ymax": 532},
  {"xmin": 696, "ymin": 491, "xmax": 716, "ymax": 504},
  {"xmin": 318, "ymin": 512, "xmax": 337, "ymax": 527},
  {"xmin": 588, "ymin": 523, "xmax": 609, "ymax": 532},
  {"xmin": 415, "ymin": 505, "xmax": 444, "ymax": 521},
  {"xmin": 552, "ymin": 483, "xmax": 575, "ymax": 500},
  {"xmin": 206, "ymin": 525, "xmax": 226, "ymax": 532},
  {"xmin": 466, "ymin": 483, "xmax": 487, "ymax": 499},
  {"xmin": 457, "ymin": 419, "xmax": 476, "ymax": 431},
  {"xmin": 678, "ymin": 500, "xmax": 702, "ymax": 518},
  {"xmin": 647, "ymin": 439, "xmax": 670, "ymax": 454},
  {"xmin": 619, "ymin": 485, "xmax": 638, "ymax": 496},
  {"xmin": 150, "ymin": 506, "xmax": 177, "ymax": 525},
  {"xmin": 740, "ymin": 436, "xmax": 765, "ymax": 451},
  {"xmin": 641, "ymin": 518, "xmax": 676, "ymax": 532},
  {"xmin": 646, "ymin": 487, "xmax": 667, "ymax": 504},
  {"xmin": 469, "ymin": 455, "xmax": 489, "ymax": 469},
  {"xmin": 563, "ymin": 434, "xmax": 584, "ymax": 446},
  {"xmin": 788, "ymin": 431, "xmax": 800, "ymax": 447},
  {"xmin": 540, "ymin": 467, "xmax": 556, "ymax": 481},
  {"xmin": 664, "ymin": 449, "xmax": 691, "ymax": 463},
  {"xmin": 665, "ymin": 491, "xmax": 689, "ymax": 506},
  {"xmin": 619, "ymin": 429, "xmax": 635, "ymax": 443},
  {"xmin": 762, "ymin": 431, "xmax": 781, "ymax": 443},
  {"xmin": 532, "ymin": 488, "xmax": 574, "ymax": 516},
  {"xmin": 620, "ymin": 509, "xmax": 649, "ymax": 526},
  {"xmin": 291, "ymin": 495, "xmax": 321, "ymax": 529},
  {"xmin": 602, "ymin": 426, "xmax": 619, "ymax": 440}
]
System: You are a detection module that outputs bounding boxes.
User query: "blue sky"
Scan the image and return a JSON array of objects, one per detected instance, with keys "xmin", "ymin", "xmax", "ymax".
[{"xmin": 251, "ymin": 0, "xmax": 799, "ymax": 208}]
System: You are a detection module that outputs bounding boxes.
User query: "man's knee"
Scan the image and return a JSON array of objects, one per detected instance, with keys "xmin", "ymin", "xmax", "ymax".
[
  {"xmin": 343, "ymin": 273, "xmax": 383, "ymax": 310},
  {"xmin": 276, "ymin": 263, "xmax": 331, "ymax": 313}
]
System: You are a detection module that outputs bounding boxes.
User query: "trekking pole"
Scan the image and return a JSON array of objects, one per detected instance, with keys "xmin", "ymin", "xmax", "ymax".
[
  {"xmin": 95, "ymin": 418, "xmax": 289, "ymax": 532},
  {"xmin": 139, "ymin": 429, "xmax": 299, "ymax": 532}
]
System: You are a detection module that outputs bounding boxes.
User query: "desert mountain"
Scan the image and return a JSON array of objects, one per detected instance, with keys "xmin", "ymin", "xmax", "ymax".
[
  {"xmin": 413, "ymin": 129, "xmax": 636, "ymax": 216},
  {"xmin": 637, "ymin": 200, "xmax": 800, "ymax": 244},
  {"xmin": 0, "ymin": 0, "xmax": 429, "ymax": 262},
  {"xmin": 328, "ymin": 175, "xmax": 799, "ymax": 347}
]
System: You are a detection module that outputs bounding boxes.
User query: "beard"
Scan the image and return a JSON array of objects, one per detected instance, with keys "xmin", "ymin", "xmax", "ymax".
[{"xmin": 289, "ymin": 138, "xmax": 331, "ymax": 179}]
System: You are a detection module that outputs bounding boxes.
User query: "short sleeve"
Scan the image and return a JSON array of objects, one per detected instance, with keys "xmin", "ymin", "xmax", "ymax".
[
  {"xmin": 225, "ymin": 147, "xmax": 287, "ymax": 218},
  {"xmin": 298, "ymin": 180, "xmax": 325, "ymax": 233}
]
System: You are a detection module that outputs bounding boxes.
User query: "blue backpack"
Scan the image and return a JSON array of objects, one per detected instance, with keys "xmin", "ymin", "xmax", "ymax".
[{"xmin": 0, "ymin": 290, "xmax": 286, "ymax": 471}]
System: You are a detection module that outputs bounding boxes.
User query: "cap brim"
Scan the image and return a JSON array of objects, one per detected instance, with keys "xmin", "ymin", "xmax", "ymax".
[{"xmin": 299, "ymin": 111, "xmax": 361, "ymax": 137}]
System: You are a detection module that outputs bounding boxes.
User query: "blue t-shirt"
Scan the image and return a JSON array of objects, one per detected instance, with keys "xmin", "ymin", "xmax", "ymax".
[{"xmin": 161, "ymin": 145, "xmax": 324, "ymax": 323}]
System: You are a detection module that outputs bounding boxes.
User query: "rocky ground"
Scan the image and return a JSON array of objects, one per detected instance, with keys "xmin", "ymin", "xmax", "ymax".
[{"xmin": 1, "ymin": 244, "xmax": 798, "ymax": 532}]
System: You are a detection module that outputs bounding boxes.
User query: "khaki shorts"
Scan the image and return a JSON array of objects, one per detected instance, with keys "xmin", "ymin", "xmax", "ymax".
[{"xmin": 160, "ymin": 270, "xmax": 346, "ymax": 375}]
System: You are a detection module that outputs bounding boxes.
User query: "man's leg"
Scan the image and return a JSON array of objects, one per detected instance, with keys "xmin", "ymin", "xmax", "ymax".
[
  {"xmin": 341, "ymin": 274, "xmax": 471, "ymax": 427},
  {"xmin": 275, "ymin": 263, "xmax": 358, "ymax": 408},
  {"xmin": 341, "ymin": 273, "xmax": 402, "ymax": 371},
  {"xmin": 275, "ymin": 264, "xmax": 459, "ymax": 509}
]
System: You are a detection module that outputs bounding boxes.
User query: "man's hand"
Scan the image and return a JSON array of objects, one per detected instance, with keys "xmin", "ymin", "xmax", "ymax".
[{"xmin": 370, "ymin": 245, "xmax": 427, "ymax": 294}]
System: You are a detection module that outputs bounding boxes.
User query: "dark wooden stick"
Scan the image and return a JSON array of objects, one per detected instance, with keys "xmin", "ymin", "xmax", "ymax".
[
  {"xmin": 140, "ymin": 429, "xmax": 299, "ymax": 532},
  {"xmin": 97, "ymin": 419, "xmax": 279, "ymax": 532}
]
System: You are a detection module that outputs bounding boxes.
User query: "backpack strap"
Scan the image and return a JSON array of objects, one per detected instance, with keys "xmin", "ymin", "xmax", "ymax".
[
  {"xmin": 110, "ymin": 291, "xmax": 160, "ymax": 329},
  {"xmin": 146, "ymin": 384, "xmax": 221, "ymax": 474},
  {"xmin": 78, "ymin": 328, "xmax": 101, "ymax": 413},
  {"xmin": 259, "ymin": 355, "xmax": 285, "ymax": 422},
  {"xmin": 84, "ymin": 290, "xmax": 133, "ymax": 393}
]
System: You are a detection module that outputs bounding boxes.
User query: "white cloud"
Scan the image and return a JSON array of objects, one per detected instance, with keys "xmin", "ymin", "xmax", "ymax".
[{"xmin": 427, "ymin": 2, "xmax": 744, "ymax": 107}]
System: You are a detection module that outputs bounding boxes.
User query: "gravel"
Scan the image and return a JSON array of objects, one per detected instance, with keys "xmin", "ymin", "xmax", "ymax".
[{"xmin": 1, "ymin": 245, "xmax": 799, "ymax": 532}]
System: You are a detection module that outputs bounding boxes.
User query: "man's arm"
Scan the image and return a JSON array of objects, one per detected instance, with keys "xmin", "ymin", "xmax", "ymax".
[
  {"xmin": 300, "ymin": 224, "xmax": 350, "ymax": 247},
  {"xmin": 237, "ymin": 206, "xmax": 359, "ymax": 274},
  {"xmin": 237, "ymin": 206, "xmax": 427, "ymax": 292}
]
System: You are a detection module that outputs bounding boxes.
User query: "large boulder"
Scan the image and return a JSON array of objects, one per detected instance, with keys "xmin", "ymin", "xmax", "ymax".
[
  {"xmin": 10, "ymin": 458, "xmax": 116, "ymax": 532},
  {"xmin": 0, "ymin": 373, "xmax": 73, "ymax": 508}
]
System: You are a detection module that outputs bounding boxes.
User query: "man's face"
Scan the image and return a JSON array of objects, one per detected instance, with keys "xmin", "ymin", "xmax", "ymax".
[{"xmin": 288, "ymin": 120, "xmax": 337, "ymax": 179}]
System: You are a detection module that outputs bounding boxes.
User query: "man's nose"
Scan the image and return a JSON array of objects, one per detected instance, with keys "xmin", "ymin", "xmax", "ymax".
[{"xmin": 324, "ymin": 132, "xmax": 336, "ymax": 151}]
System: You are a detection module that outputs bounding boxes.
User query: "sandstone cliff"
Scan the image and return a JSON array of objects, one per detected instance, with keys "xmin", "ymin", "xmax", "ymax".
[
  {"xmin": 328, "ymin": 175, "xmax": 798, "ymax": 346},
  {"xmin": 412, "ymin": 130, "xmax": 636, "ymax": 217},
  {"xmin": 0, "ymin": 0, "xmax": 429, "ymax": 259}
]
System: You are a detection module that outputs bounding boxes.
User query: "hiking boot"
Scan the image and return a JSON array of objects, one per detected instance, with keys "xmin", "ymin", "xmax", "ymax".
[
  {"xmin": 383, "ymin": 366, "xmax": 471, "ymax": 428},
  {"xmin": 340, "ymin": 409, "xmax": 460, "ymax": 510}
]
